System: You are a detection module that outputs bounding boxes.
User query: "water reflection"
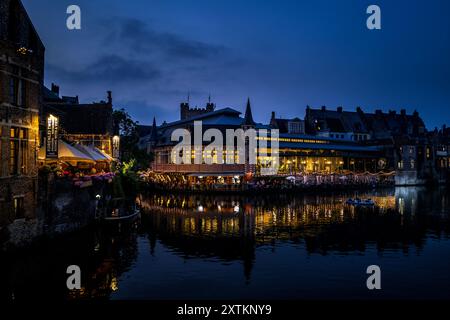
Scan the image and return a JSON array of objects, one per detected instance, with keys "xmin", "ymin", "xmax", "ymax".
[{"xmin": 1, "ymin": 187, "xmax": 449, "ymax": 300}]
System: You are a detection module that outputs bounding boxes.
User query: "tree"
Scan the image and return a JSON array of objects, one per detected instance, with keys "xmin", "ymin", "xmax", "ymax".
[{"xmin": 112, "ymin": 108, "xmax": 151, "ymax": 168}]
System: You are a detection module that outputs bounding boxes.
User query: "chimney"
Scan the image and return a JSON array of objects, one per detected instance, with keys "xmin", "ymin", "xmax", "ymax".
[
  {"xmin": 271, "ymin": 111, "xmax": 275, "ymax": 120},
  {"xmin": 337, "ymin": 106, "xmax": 343, "ymax": 113},
  {"xmin": 51, "ymin": 83, "xmax": 59, "ymax": 96},
  {"xmin": 321, "ymin": 106, "xmax": 326, "ymax": 111},
  {"xmin": 356, "ymin": 106, "xmax": 362, "ymax": 113},
  {"xmin": 413, "ymin": 110, "xmax": 419, "ymax": 117},
  {"xmin": 107, "ymin": 91, "xmax": 112, "ymax": 104},
  {"xmin": 400, "ymin": 109, "xmax": 406, "ymax": 116}
]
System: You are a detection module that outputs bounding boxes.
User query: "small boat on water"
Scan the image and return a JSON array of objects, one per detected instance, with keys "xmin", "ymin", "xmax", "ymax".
[
  {"xmin": 103, "ymin": 207, "xmax": 140, "ymax": 222},
  {"xmin": 345, "ymin": 198, "xmax": 375, "ymax": 206},
  {"xmin": 98, "ymin": 198, "xmax": 141, "ymax": 222}
]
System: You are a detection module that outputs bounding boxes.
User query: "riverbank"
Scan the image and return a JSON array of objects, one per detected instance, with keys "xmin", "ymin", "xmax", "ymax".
[{"xmin": 139, "ymin": 171, "xmax": 396, "ymax": 194}]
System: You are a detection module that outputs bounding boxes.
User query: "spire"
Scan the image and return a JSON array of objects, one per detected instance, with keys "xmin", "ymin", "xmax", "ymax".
[
  {"xmin": 243, "ymin": 97, "xmax": 255, "ymax": 126},
  {"xmin": 150, "ymin": 116, "xmax": 158, "ymax": 141}
]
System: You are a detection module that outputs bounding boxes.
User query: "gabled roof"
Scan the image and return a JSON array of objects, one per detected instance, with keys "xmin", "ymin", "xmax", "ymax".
[
  {"xmin": 307, "ymin": 108, "xmax": 369, "ymax": 133},
  {"xmin": 160, "ymin": 107, "xmax": 242, "ymax": 129}
]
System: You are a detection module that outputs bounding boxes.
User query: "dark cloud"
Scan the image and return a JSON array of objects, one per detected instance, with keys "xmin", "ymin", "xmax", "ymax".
[
  {"xmin": 108, "ymin": 18, "xmax": 225, "ymax": 60},
  {"xmin": 116, "ymin": 99, "xmax": 176, "ymax": 126},
  {"xmin": 47, "ymin": 55, "xmax": 161, "ymax": 83}
]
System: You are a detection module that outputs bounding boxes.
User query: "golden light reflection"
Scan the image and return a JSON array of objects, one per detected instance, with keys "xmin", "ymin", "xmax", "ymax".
[{"xmin": 140, "ymin": 193, "xmax": 399, "ymax": 239}]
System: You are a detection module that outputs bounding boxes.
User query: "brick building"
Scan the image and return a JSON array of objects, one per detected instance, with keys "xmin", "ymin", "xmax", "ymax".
[
  {"xmin": 0, "ymin": 0, "xmax": 45, "ymax": 228},
  {"xmin": 42, "ymin": 84, "xmax": 115, "ymax": 158}
]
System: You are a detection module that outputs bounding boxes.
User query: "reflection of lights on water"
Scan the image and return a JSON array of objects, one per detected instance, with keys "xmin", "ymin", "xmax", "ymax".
[
  {"xmin": 217, "ymin": 205, "xmax": 222, "ymax": 211},
  {"xmin": 234, "ymin": 205, "xmax": 240, "ymax": 213},
  {"xmin": 110, "ymin": 278, "xmax": 119, "ymax": 292},
  {"xmin": 399, "ymin": 197, "xmax": 405, "ymax": 215}
]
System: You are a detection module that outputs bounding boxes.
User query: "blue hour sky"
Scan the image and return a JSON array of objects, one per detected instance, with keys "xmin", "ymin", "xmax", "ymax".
[{"xmin": 22, "ymin": 0, "xmax": 450, "ymax": 128}]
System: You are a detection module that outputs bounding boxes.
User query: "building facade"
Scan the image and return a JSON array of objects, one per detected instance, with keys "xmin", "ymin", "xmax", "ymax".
[
  {"xmin": 42, "ymin": 84, "xmax": 115, "ymax": 158},
  {"xmin": 140, "ymin": 100, "xmax": 387, "ymax": 179},
  {"xmin": 0, "ymin": 0, "xmax": 45, "ymax": 228}
]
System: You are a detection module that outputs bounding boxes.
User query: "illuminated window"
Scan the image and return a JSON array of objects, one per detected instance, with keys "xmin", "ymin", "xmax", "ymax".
[
  {"xmin": 398, "ymin": 160, "xmax": 404, "ymax": 169},
  {"xmin": 9, "ymin": 127, "xmax": 28, "ymax": 175},
  {"xmin": 410, "ymin": 159, "xmax": 415, "ymax": 169},
  {"xmin": 426, "ymin": 147, "xmax": 431, "ymax": 159}
]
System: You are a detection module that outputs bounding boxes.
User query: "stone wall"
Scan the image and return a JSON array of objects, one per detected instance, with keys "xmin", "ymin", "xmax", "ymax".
[{"xmin": 1, "ymin": 176, "xmax": 110, "ymax": 251}]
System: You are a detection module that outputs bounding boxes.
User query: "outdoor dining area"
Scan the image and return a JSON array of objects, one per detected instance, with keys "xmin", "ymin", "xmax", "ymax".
[
  {"xmin": 139, "ymin": 169, "xmax": 395, "ymax": 193},
  {"xmin": 38, "ymin": 139, "xmax": 116, "ymax": 187}
]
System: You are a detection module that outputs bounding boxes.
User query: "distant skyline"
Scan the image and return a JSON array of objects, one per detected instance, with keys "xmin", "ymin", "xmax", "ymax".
[{"xmin": 22, "ymin": 0, "xmax": 450, "ymax": 129}]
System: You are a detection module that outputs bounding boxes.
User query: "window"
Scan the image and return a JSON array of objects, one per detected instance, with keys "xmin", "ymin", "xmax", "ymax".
[
  {"xmin": 398, "ymin": 160, "xmax": 404, "ymax": 169},
  {"xmin": 9, "ymin": 127, "xmax": 28, "ymax": 175},
  {"xmin": 13, "ymin": 197, "xmax": 25, "ymax": 220},
  {"xmin": 426, "ymin": 147, "xmax": 431, "ymax": 159},
  {"xmin": 8, "ymin": 73, "xmax": 26, "ymax": 107},
  {"xmin": 341, "ymin": 134, "xmax": 344, "ymax": 139},
  {"xmin": 9, "ymin": 77, "xmax": 18, "ymax": 104},
  {"xmin": 410, "ymin": 159, "xmax": 415, "ymax": 169}
]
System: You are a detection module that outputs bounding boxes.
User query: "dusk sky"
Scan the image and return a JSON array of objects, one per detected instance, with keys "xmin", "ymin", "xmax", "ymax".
[{"xmin": 22, "ymin": 0, "xmax": 450, "ymax": 128}]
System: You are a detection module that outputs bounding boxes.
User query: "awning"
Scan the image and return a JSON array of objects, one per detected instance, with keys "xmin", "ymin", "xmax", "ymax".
[
  {"xmin": 38, "ymin": 140, "xmax": 95, "ymax": 163},
  {"xmin": 93, "ymin": 147, "xmax": 114, "ymax": 161},
  {"xmin": 75, "ymin": 144, "xmax": 111, "ymax": 162}
]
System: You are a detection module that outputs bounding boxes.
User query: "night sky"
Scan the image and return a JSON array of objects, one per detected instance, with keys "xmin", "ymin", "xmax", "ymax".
[{"xmin": 22, "ymin": 0, "xmax": 450, "ymax": 129}]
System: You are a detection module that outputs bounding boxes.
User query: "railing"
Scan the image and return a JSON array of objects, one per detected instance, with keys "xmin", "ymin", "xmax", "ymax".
[{"xmin": 152, "ymin": 163, "xmax": 245, "ymax": 173}]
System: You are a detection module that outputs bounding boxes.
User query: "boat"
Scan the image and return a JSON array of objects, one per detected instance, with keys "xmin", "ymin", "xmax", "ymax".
[
  {"xmin": 103, "ymin": 207, "xmax": 140, "ymax": 222},
  {"xmin": 345, "ymin": 198, "xmax": 375, "ymax": 206},
  {"xmin": 98, "ymin": 198, "xmax": 141, "ymax": 222}
]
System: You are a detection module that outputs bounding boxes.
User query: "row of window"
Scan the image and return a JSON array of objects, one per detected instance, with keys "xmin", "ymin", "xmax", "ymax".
[
  {"xmin": 397, "ymin": 160, "xmax": 415, "ymax": 170},
  {"xmin": 352, "ymin": 134, "xmax": 369, "ymax": 141},
  {"xmin": 330, "ymin": 133, "xmax": 345, "ymax": 139}
]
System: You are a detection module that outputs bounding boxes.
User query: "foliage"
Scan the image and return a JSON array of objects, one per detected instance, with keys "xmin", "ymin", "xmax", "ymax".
[
  {"xmin": 116, "ymin": 159, "xmax": 141, "ymax": 197},
  {"xmin": 112, "ymin": 108, "xmax": 152, "ymax": 169}
]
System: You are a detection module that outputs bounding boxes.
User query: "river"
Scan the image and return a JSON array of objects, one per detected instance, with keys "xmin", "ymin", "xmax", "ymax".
[{"xmin": 1, "ymin": 187, "xmax": 449, "ymax": 300}]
